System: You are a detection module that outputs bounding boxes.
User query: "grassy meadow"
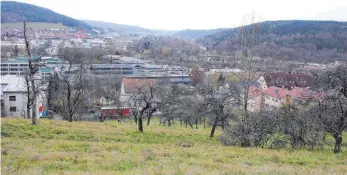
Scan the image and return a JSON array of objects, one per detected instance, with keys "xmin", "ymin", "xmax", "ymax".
[
  {"xmin": 1, "ymin": 22, "xmax": 67, "ymax": 29},
  {"xmin": 1, "ymin": 118, "xmax": 347, "ymax": 175}
]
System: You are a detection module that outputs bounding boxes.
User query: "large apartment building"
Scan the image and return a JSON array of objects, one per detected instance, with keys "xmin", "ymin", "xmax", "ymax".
[{"xmin": 1, "ymin": 56, "xmax": 62, "ymax": 80}]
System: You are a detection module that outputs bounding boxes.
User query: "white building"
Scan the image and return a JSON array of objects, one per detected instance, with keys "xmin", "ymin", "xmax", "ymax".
[
  {"xmin": 1, "ymin": 57, "xmax": 62, "ymax": 80},
  {"xmin": 1, "ymin": 75, "xmax": 43, "ymax": 118}
]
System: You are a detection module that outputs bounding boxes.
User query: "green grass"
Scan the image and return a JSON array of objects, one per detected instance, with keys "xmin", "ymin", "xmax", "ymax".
[
  {"xmin": 1, "ymin": 22, "xmax": 67, "ymax": 29},
  {"xmin": 1, "ymin": 118, "xmax": 347, "ymax": 175}
]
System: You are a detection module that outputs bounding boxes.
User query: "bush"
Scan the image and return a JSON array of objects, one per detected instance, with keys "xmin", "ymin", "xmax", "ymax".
[{"xmin": 220, "ymin": 107, "xmax": 325, "ymax": 149}]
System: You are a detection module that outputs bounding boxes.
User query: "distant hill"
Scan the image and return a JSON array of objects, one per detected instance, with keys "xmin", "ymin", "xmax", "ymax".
[
  {"xmin": 84, "ymin": 20, "xmax": 154, "ymax": 34},
  {"xmin": 173, "ymin": 28, "xmax": 227, "ymax": 38},
  {"xmin": 1, "ymin": 22, "xmax": 67, "ymax": 29},
  {"xmin": 1, "ymin": 1, "xmax": 92, "ymax": 31},
  {"xmin": 199, "ymin": 20, "xmax": 347, "ymax": 62},
  {"xmin": 84, "ymin": 20, "xmax": 177, "ymax": 36}
]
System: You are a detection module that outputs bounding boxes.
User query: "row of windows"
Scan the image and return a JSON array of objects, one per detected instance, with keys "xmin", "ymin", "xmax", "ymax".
[
  {"xmin": 1, "ymin": 68, "xmax": 29, "ymax": 71},
  {"xmin": 1, "ymin": 72, "xmax": 24, "ymax": 75},
  {"xmin": 1, "ymin": 64, "xmax": 28, "ymax": 67},
  {"xmin": 92, "ymin": 67, "xmax": 133, "ymax": 71}
]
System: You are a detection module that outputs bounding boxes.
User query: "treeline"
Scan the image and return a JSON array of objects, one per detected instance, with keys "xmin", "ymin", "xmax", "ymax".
[
  {"xmin": 127, "ymin": 36, "xmax": 205, "ymax": 66},
  {"xmin": 199, "ymin": 20, "xmax": 347, "ymax": 62},
  {"xmin": 173, "ymin": 28, "xmax": 227, "ymax": 38},
  {"xmin": 1, "ymin": 1, "xmax": 92, "ymax": 31}
]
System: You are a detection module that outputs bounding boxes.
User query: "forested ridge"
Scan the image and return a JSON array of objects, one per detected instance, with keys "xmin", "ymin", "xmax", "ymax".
[
  {"xmin": 1, "ymin": 1, "xmax": 92, "ymax": 31},
  {"xmin": 199, "ymin": 20, "xmax": 347, "ymax": 62}
]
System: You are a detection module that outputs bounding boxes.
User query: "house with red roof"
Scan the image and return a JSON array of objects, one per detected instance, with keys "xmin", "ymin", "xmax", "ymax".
[
  {"xmin": 257, "ymin": 72, "xmax": 315, "ymax": 90},
  {"xmin": 247, "ymin": 86, "xmax": 264, "ymax": 112},
  {"xmin": 246, "ymin": 85, "xmax": 311, "ymax": 112}
]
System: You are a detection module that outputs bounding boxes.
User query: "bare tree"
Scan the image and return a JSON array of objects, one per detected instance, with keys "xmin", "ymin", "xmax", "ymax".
[
  {"xmin": 91, "ymin": 75, "xmax": 123, "ymax": 122},
  {"xmin": 156, "ymin": 83, "xmax": 186, "ymax": 126},
  {"xmin": 60, "ymin": 60, "xmax": 88, "ymax": 122},
  {"xmin": 23, "ymin": 21, "xmax": 43, "ymax": 124},
  {"xmin": 199, "ymin": 84, "xmax": 235, "ymax": 137},
  {"xmin": 214, "ymin": 16, "xmax": 268, "ymax": 145},
  {"xmin": 49, "ymin": 48, "xmax": 90, "ymax": 122},
  {"xmin": 129, "ymin": 82, "xmax": 158, "ymax": 132},
  {"xmin": 231, "ymin": 16, "xmax": 266, "ymax": 120},
  {"xmin": 179, "ymin": 95, "xmax": 205, "ymax": 129},
  {"xmin": 312, "ymin": 66, "xmax": 347, "ymax": 153}
]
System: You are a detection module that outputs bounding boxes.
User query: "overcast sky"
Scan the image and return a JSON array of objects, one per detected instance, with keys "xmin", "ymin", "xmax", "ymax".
[{"xmin": 12, "ymin": 0, "xmax": 347, "ymax": 30}]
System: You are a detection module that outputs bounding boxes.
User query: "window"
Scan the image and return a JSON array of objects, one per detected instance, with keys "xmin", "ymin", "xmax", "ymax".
[
  {"xmin": 10, "ymin": 107, "xmax": 16, "ymax": 112},
  {"xmin": 9, "ymin": 96, "xmax": 16, "ymax": 101}
]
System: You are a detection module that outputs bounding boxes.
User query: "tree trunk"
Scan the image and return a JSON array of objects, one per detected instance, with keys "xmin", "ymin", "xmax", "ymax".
[
  {"xmin": 204, "ymin": 116, "xmax": 206, "ymax": 129},
  {"xmin": 30, "ymin": 77, "xmax": 37, "ymax": 125},
  {"xmin": 31, "ymin": 104, "xmax": 37, "ymax": 125},
  {"xmin": 168, "ymin": 119, "xmax": 172, "ymax": 126},
  {"xmin": 188, "ymin": 122, "xmax": 193, "ymax": 129},
  {"xmin": 26, "ymin": 108, "xmax": 31, "ymax": 119},
  {"xmin": 134, "ymin": 115, "xmax": 138, "ymax": 124},
  {"xmin": 210, "ymin": 118, "xmax": 219, "ymax": 137},
  {"xmin": 68, "ymin": 112, "xmax": 73, "ymax": 122},
  {"xmin": 138, "ymin": 117, "xmax": 143, "ymax": 132},
  {"xmin": 334, "ymin": 133, "xmax": 342, "ymax": 153},
  {"xmin": 210, "ymin": 124, "xmax": 217, "ymax": 138},
  {"xmin": 147, "ymin": 116, "xmax": 151, "ymax": 126}
]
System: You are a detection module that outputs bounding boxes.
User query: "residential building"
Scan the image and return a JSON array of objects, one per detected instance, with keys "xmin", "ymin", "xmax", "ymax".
[
  {"xmin": 246, "ymin": 85, "xmax": 309, "ymax": 112},
  {"xmin": 1, "ymin": 75, "xmax": 43, "ymax": 118},
  {"xmin": 257, "ymin": 72, "xmax": 315, "ymax": 90}
]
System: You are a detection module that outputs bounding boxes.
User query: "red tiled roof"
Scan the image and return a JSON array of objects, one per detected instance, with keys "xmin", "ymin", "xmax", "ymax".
[
  {"xmin": 123, "ymin": 78, "xmax": 156, "ymax": 94},
  {"xmin": 249, "ymin": 86, "xmax": 311, "ymax": 99},
  {"xmin": 264, "ymin": 72, "xmax": 315, "ymax": 89},
  {"xmin": 248, "ymin": 86, "xmax": 263, "ymax": 97},
  {"xmin": 263, "ymin": 86, "xmax": 288, "ymax": 99}
]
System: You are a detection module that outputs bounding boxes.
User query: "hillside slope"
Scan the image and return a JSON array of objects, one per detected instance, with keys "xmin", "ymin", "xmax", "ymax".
[
  {"xmin": 2, "ymin": 118, "xmax": 347, "ymax": 174},
  {"xmin": 173, "ymin": 28, "xmax": 227, "ymax": 38},
  {"xmin": 84, "ymin": 20, "xmax": 177, "ymax": 36},
  {"xmin": 1, "ymin": 1, "xmax": 92, "ymax": 31},
  {"xmin": 199, "ymin": 20, "xmax": 347, "ymax": 62},
  {"xmin": 84, "ymin": 20, "xmax": 154, "ymax": 34}
]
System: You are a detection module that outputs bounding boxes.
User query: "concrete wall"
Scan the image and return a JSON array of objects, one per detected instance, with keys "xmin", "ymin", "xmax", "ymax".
[
  {"xmin": 3, "ymin": 92, "xmax": 27, "ymax": 117},
  {"xmin": 3, "ymin": 91, "xmax": 43, "ymax": 119}
]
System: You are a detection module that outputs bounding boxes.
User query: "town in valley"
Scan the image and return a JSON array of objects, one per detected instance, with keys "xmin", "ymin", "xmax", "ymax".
[{"xmin": 1, "ymin": 1, "xmax": 347, "ymax": 174}]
